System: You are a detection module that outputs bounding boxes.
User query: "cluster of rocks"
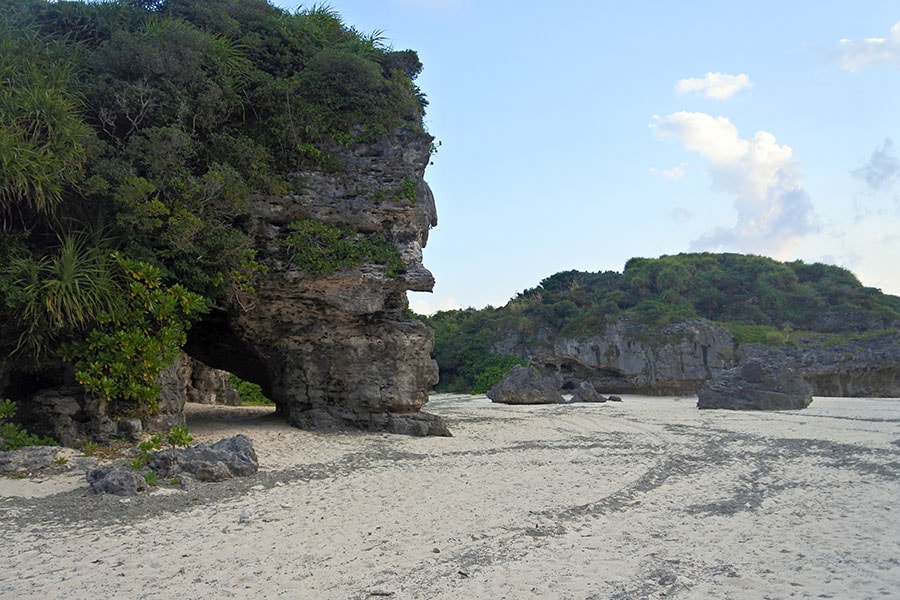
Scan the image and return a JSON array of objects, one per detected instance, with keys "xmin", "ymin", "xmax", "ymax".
[
  {"xmin": 86, "ymin": 434, "xmax": 259, "ymax": 496},
  {"xmin": 488, "ymin": 360, "xmax": 813, "ymax": 413},
  {"xmin": 493, "ymin": 316, "xmax": 900, "ymax": 402},
  {"xmin": 486, "ymin": 365, "xmax": 622, "ymax": 405},
  {"xmin": 10, "ymin": 355, "xmax": 242, "ymax": 447}
]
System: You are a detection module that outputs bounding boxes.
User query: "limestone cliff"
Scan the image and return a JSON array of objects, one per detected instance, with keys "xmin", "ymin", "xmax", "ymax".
[
  {"xmin": 187, "ymin": 129, "xmax": 448, "ymax": 436},
  {"xmin": 498, "ymin": 320, "xmax": 900, "ymax": 398},
  {"xmin": 503, "ymin": 320, "xmax": 737, "ymax": 395},
  {"xmin": 740, "ymin": 332, "xmax": 900, "ymax": 397}
]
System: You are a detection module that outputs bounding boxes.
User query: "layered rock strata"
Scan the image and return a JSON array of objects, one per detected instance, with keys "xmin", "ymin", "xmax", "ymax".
[
  {"xmin": 516, "ymin": 319, "xmax": 737, "ymax": 395},
  {"xmin": 188, "ymin": 129, "xmax": 446, "ymax": 436}
]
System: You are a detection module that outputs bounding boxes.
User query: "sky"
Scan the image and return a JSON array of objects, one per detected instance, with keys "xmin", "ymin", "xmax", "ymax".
[{"xmin": 274, "ymin": 0, "xmax": 900, "ymax": 313}]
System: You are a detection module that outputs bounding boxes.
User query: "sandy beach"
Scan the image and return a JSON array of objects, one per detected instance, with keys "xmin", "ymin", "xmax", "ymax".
[{"xmin": 1, "ymin": 394, "xmax": 899, "ymax": 599}]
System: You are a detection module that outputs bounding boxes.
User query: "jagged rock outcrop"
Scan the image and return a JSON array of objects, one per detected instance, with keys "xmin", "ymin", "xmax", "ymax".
[
  {"xmin": 15, "ymin": 387, "xmax": 117, "ymax": 447},
  {"xmin": 517, "ymin": 319, "xmax": 736, "ymax": 395},
  {"xmin": 87, "ymin": 465, "xmax": 150, "ymax": 495},
  {"xmin": 187, "ymin": 129, "xmax": 446, "ymax": 436},
  {"xmin": 487, "ymin": 365, "xmax": 565, "ymax": 405},
  {"xmin": 740, "ymin": 332, "xmax": 900, "ymax": 397},
  {"xmin": 697, "ymin": 360, "xmax": 813, "ymax": 410},
  {"xmin": 149, "ymin": 434, "xmax": 259, "ymax": 482},
  {"xmin": 186, "ymin": 360, "xmax": 241, "ymax": 406},
  {"xmin": 567, "ymin": 381, "xmax": 607, "ymax": 403}
]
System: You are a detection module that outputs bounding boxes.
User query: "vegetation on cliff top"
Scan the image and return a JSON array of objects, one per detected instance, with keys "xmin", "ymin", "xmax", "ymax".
[
  {"xmin": 0, "ymin": 0, "xmax": 426, "ymax": 412},
  {"xmin": 422, "ymin": 253, "xmax": 900, "ymax": 392}
]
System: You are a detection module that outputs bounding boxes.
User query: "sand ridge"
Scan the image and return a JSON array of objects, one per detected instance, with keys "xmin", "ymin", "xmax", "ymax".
[{"xmin": 1, "ymin": 395, "xmax": 898, "ymax": 599}]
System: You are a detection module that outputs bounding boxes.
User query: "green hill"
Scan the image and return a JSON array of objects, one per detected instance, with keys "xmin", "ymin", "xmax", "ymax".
[{"xmin": 422, "ymin": 253, "xmax": 900, "ymax": 392}]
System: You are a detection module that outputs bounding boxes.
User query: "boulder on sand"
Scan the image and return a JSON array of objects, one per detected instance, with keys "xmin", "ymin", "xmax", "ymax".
[
  {"xmin": 487, "ymin": 365, "xmax": 564, "ymax": 405},
  {"xmin": 697, "ymin": 359, "xmax": 813, "ymax": 411}
]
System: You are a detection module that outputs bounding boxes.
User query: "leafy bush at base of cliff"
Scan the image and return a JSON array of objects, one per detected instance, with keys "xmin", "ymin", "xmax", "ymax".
[
  {"xmin": 0, "ymin": 400, "xmax": 57, "ymax": 451},
  {"xmin": 284, "ymin": 220, "xmax": 404, "ymax": 277}
]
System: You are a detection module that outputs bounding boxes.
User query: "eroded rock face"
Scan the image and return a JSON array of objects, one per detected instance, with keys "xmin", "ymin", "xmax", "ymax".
[
  {"xmin": 697, "ymin": 360, "xmax": 813, "ymax": 410},
  {"xmin": 520, "ymin": 319, "xmax": 736, "ymax": 395},
  {"xmin": 487, "ymin": 365, "xmax": 565, "ymax": 405},
  {"xmin": 740, "ymin": 332, "xmax": 900, "ymax": 397},
  {"xmin": 188, "ymin": 129, "xmax": 445, "ymax": 435}
]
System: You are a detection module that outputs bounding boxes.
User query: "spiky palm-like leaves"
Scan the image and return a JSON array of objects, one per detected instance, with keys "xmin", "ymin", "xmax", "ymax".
[
  {"xmin": 0, "ymin": 23, "xmax": 93, "ymax": 225},
  {"xmin": 8, "ymin": 233, "xmax": 124, "ymax": 363}
]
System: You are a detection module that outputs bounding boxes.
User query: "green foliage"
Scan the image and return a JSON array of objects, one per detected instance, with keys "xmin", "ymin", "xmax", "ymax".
[
  {"xmin": 727, "ymin": 323, "xmax": 792, "ymax": 346},
  {"xmin": 284, "ymin": 219, "xmax": 404, "ymax": 277},
  {"xmin": 0, "ymin": 20, "xmax": 93, "ymax": 222},
  {"xmin": 228, "ymin": 374, "xmax": 274, "ymax": 406},
  {"xmin": 131, "ymin": 433, "xmax": 163, "ymax": 470},
  {"xmin": 0, "ymin": 399, "xmax": 57, "ymax": 450},
  {"xmin": 166, "ymin": 425, "xmax": 193, "ymax": 448},
  {"xmin": 394, "ymin": 177, "xmax": 417, "ymax": 204},
  {"xmin": 144, "ymin": 470, "xmax": 158, "ymax": 486},
  {"xmin": 471, "ymin": 355, "xmax": 529, "ymax": 394},
  {"xmin": 6, "ymin": 233, "xmax": 124, "ymax": 364},
  {"xmin": 60, "ymin": 256, "xmax": 209, "ymax": 411}
]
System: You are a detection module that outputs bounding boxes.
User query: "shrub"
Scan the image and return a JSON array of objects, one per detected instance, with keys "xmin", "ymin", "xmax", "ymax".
[{"xmin": 0, "ymin": 399, "xmax": 57, "ymax": 451}]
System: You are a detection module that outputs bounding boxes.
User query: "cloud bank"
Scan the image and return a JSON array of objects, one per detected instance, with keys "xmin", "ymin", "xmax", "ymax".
[
  {"xmin": 675, "ymin": 72, "xmax": 752, "ymax": 100},
  {"xmin": 835, "ymin": 22, "xmax": 900, "ymax": 71},
  {"xmin": 651, "ymin": 112, "xmax": 817, "ymax": 256},
  {"xmin": 852, "ymin": 138, "xmax": 900, "ymax": 190}
]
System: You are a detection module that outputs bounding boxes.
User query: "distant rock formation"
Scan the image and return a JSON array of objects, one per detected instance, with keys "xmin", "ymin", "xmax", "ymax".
[
  {"xmin": 568, "ymin": 381, "xmax": 607, "ymax": 403},
  {"xmin": 487, "ymin": 365, "xmax": 565, "ymax": 405},
  {"xmin": 186, "ymin": 129, "xmax": 446, "ymax": 436},
  {"xmin": 495, "ymin": 317, "xmax": 900, "ymax": 399},
  {"xmin": 503, "ymin": 319, "xmax": 736, "ymax": 395},
  {"xmin": 697, "ymin": 360, "xmax": 813, "ymax": 410},
  {"xmin": 740, "ymin": 332, "xmax": 900, "ymax": 397}
]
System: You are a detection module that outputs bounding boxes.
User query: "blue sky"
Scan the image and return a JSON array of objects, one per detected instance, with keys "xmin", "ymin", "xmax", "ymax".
[{"xmin": 275, "ymin": 1, "xmax": 900, "ymax": 313}]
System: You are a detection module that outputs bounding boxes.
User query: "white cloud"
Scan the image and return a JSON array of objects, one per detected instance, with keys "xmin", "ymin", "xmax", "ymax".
[
  {"xmin": 835, "ymin": 22, "xmax": 900, "ymax": 71},
  {"xmin": 675, "ymin": 72, "xmax": 752, "ymax": 100},
  {"xmin": 409, "ymin": 296, "xmax": 462, "ymax": 315},
  {"xmin": 669, "ymin": 207, "xmax": 694, "ymax": 222},
  {"xmin": 651, "ymin": 111, "xmax": 817, "ymax": 257},
  {"xmin": 852, "ymin": 138, "xmax": 900, "ymax": 190},
  {"xmin": 649, "ymin": 162, "xmax": 689, "ymax": 180}
]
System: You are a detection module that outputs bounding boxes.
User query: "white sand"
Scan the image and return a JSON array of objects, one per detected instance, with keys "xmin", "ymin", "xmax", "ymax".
[{"xmin": 1, "ymin": 395, "xmax": 899, "ymax": 599}]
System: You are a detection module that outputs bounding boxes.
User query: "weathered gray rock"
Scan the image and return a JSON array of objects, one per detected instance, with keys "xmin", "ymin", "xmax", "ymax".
[
  {"xmin": 148, "ymin": 434, "xmax": 259, "ymax": 482},
  {"xmin": 568, "ymin": 381, "xmax": 607, "ymax": 403},
  {"xmin": 697, "ymin": 360, "xmax": 813, "ymax": 410},
  {"xmin": 14, "ymin": 387, "xmax": 116, "ymax": 447},
  {"xmin": 186, "ymin": 360, "xmax": 241, "ymax": 406},
  {"xmin": 487, "ymin": 365, "xmax": 565, "ymax": 405},
  {"xmin": 739, "ymin": 331, "xmax": 900, "ymax": 397},
  {"xmin": 0, "ymin": 446, "xmax": 58, "ymax": 473},
  {"xmin": 500, "ymin": 319, "xmax": 736, "ymax": 396},
  {"xmin": 146, "ymin": 354, "xmax": 189, "ymax": 433},
  {"xmin": 87, "ymin": 465, "xmax": 149, "ymax": 495},
  {"xmin": 116, "ymin": 419, "xmax": 143, "ymax": 443},
  {"xmin": 186, "ymin": 129, "xmax": 444, "ymax": 435}
]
